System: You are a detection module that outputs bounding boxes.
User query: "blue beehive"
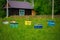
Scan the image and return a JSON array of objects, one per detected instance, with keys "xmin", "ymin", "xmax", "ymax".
[
  {"xmin": 48, "ymin": 20, "xmax": 55, "ymax": 26},
  {"xmin": 34, "ymin": 24, "xmax": 43, "ymax": 29},
  {"xmin": 10, "ymin": 23, "xmax": 18, "ymax": 28}
]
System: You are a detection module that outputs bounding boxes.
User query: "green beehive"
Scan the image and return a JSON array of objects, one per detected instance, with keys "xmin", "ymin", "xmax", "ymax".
[{"xmin": 10, "ymin": 23, "xmax": 18, "ymax": 28}]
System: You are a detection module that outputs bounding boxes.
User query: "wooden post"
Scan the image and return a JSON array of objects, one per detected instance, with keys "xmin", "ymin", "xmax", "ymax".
[
  {"xmin": 6, "ymin": 0, "xmax": 8, "ymax": 18},
  {"xmin": 52, "ymin": 0, "xmax": 54, "ymax": 19}
]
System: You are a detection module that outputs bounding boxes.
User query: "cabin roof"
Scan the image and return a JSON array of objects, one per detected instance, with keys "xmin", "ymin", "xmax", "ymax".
[{"xmin": 4, "ymin": 1, "xmax": 33, "ymax": 9}]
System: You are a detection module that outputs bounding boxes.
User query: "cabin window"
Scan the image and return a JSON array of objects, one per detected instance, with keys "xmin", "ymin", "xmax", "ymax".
[
  {"xmin": 25, "ymin": 9, "xmax": 31, "ymax": 15},
  {"xmin": 19, "ymin": 9, "xmax": 25, "ymax": 16}
]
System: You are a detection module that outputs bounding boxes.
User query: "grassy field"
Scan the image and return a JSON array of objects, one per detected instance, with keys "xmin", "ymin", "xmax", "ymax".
[{"xmin": 0, "ymin": 15, "xmax": 60, "ymax": 40}]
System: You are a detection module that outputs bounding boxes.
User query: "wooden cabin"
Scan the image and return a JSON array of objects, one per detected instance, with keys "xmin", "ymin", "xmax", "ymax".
[{"xmin": 4, "ymin": 1, "xmax": 36, "ymax": 16}]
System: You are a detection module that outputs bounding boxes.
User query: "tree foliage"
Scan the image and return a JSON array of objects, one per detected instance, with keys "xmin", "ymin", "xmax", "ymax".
[
  {"xmin": 34, "ymin": 0, "xmax": 52, "ymax": 15},
  {"xmin": 0, "ymin": 0, "xmax": 6, "ymax": 18},
  {"xmin": 54, "ymin": 0, "xmax": 60, "ymax": 15}
]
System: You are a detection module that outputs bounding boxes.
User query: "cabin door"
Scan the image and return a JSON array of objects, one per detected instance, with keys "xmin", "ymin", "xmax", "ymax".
[{"xmin": 19, "ymin": 9, "xmax": 25, "ymax": 16}]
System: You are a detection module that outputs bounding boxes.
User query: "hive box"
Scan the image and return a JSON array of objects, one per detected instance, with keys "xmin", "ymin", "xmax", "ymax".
[
  {"xmin": 10, "ymin": 23, "xmax": 18, "ymax": 28},
  {"xmin": 25, "ymin": 21, "xmax": 31, "ymax": 25},
  {"xmin": 3, "ymin": 21, "xmax": 9, "ymax": 24},
  {"xmin": 34, "ymin": 24, "xmax": 43, "ymax": 29},
  {"xmin": 48, "ymin": 20, "xmax": 55, "ymax": 26}
]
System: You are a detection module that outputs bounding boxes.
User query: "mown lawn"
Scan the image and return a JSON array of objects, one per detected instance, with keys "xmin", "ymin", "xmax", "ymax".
[{"xmin": 0, "ymin": 15, "xmax": 60, "ymax": 40}]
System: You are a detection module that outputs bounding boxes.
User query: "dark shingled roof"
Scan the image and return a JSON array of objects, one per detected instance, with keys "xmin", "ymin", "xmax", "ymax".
[{"xmin": 4, "ymin": 1, "xmax": 33, "ymax": 9}]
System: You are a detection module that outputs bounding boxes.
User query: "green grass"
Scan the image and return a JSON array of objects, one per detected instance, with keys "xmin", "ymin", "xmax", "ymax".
[{"xmin": 0, "ymin": 15, "xmax": 60, "ymax": 40}]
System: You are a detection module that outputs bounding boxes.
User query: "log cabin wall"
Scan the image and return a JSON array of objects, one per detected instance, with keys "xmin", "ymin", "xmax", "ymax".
[
  {"xmin": 25, "ymin": 9, "xmax": 32, "ymax": 15},
  {"xmin": 9, "ymin": 8, "xmax": 19, "ymax": 16},
  {"xmin": 5, "ymin": 8, "xmax": 36, "ymax": 16}
]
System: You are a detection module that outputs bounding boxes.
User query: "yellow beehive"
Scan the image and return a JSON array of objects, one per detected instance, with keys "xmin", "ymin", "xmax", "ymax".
[{"xmin": 25, "ymin": 21, "xmax": 31, "ymax": 25}]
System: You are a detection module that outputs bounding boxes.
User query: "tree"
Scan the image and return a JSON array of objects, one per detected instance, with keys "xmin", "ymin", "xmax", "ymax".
[
  {"xmin": 34, "ymin": 0, "xmax": 52, "ymax": 15},
  {"xmin": 54, "ymin": 0, "xmax": 60, "ymax": 15},
  {"xmin": 0, "ymin": 0, "xmax": 6, "ymax": 18}
]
